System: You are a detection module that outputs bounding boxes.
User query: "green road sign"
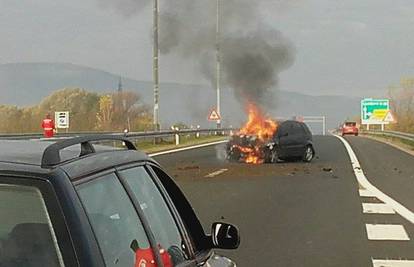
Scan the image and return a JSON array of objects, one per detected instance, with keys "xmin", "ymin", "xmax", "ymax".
[{"xmin": 361, "ymin": 99, "xmax": 390, "ymax": 124}]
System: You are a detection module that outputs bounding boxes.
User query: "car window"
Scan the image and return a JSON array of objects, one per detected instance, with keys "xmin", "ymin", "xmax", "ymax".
[
  {"xmin": 300, "ymin": 123, "xmax": 312, "ymax": 136},
  {"xmin": 278, "ymin": 122, "xmax": 289, "ymax": 136},
  {"xmin": 0, "ymin": 184, "xmax": 64, "ymax": 267},
  {"xmin": 150, "ymin": 166, "xmax": 208, "ymax": 252},
  {"xmin": 292, "ymin": 122, "xmax": 305, "ymax": 135},
  {"xmin": 345, "ymin": 122, "xmax": 356, "ymax": 127},
  {"xmin": 119, "ymin": 166, "xmax": 190, "ymax": 266},
  {"xmin": 77, "ymin": 173, "xmax": 151, "ymax": 267}
]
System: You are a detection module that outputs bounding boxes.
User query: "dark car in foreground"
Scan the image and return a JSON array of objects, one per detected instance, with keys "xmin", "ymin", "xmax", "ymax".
[
  {"xmin": 227, "ymin": 120, "xmax": 315, "ymax": 163},
  {"xmin": 0, "ymin": 136, "xmax": 239, "ymax": 267}
]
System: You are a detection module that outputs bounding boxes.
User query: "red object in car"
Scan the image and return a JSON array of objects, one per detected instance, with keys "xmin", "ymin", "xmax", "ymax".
[
  {"xmin": 134, "ymin": 246, "xmax": 173, "ymax": 267},
  {"xmin": 341, "ymin": 122, "xmax": 359, "ymax": 136}
]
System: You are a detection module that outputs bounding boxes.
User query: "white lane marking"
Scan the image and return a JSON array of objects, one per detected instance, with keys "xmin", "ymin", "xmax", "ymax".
[
  {"xmin": 359, "ymin": 189, "xmax": 377, "ymax": 197},
  {"xmin": 372, "ymin": 259, "xmax": 414, "ymax": 267},
  {"xmin": 205, "ymin": 169, "xmax": 228, "ymax": 178},
  {"xmin": 363, "ymin": 203, "xmax": 396, "ymax": 214},
  {"xmin": 366, "ymin": 224, "xmax": 410, "ymax": 240},
  {"xmin": 335, "ymin": 135, "xmax": 414, "ymax": 224},
  {"xmin": 149, "ymin": 140, "xmax": 228, "ymax": 157}
]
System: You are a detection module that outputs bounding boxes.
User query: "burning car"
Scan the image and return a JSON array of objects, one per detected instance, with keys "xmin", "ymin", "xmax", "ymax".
[{"xmin": 226, "ymin": 104, "xmax": 315, "ymax": 164}]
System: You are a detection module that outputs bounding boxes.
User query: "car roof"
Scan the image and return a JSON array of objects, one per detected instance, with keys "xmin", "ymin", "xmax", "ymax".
[{"xmin": 0, "ymin": 139, "xmax": 155, "ymax": 178}]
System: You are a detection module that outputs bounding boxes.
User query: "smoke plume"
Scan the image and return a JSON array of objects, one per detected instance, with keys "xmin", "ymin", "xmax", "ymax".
[{"xmin": 98, "ymin": 0, "xmax": 296, "ymax": 109}]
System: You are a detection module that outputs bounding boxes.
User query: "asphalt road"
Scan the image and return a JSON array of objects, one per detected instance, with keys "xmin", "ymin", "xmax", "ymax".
[{"xmin": 154, "ymin": 135, "xmax": 414, "ymax": 266}]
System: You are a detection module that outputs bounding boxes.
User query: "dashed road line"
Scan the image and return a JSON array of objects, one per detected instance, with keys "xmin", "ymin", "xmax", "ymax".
[
  {"xmin": 365, "ymin": 224, "xmax": 410, "ymax": 241},
  {"xmin": 359, "ymin": 188, "xmax": 377, "ymax": 197},
  {"xmin": 205, "ymin": 168, "xmax": 228, "ymax": 178},
  {"xmin": 336, "ymin": 135, "xmax": 414, "ymax": 224},
  {"xmin": 372, "ymin": 259, "xmax": 414, "ymax": 267},
  {"xmin": 363, "ymin": 203, "xmax": 396, "ymax": 214}
]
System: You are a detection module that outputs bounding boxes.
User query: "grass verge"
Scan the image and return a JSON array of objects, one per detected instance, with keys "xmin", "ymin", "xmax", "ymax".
[{"xmin": 362, "ymin": 133, "xmax": 414, "ymax": 155}]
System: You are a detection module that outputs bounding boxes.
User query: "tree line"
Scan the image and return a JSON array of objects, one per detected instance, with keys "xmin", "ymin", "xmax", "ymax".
[
  {"xmin": 0, "ymin": 88, "xmax": 153, "ymax": 133},
  {"xmin": 388, "ymin": 79, "xmax": 414, "ymax": 133}
]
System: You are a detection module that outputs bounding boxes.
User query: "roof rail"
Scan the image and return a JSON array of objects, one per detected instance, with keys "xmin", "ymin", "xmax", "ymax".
[{"xmin": 41, "ymin": 135, "xmax": 136, "ymax": 168}]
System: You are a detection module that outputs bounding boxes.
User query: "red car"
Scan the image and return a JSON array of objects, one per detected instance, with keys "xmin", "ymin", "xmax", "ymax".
[{"xmin": 341, "ymin": 121, "xmax": 359, "ymax": 136}]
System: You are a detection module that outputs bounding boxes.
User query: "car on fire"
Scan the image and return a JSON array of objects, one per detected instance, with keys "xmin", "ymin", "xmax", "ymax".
[
  {"xmin": 0, "ymin": 135, "xmax": 239, "ymax": 267},
  {"xmin": 341, "ymin": 121, "xmax": 359, "ymax": 136},
  {"xmin": 227, "ymin": 120, "xmax": 315, "ymax": 163}
]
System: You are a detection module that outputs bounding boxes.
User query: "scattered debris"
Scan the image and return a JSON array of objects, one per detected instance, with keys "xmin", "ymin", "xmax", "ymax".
[{"xmin": 322, "ymin": 167, "xmax": 333, "ymax": 172}]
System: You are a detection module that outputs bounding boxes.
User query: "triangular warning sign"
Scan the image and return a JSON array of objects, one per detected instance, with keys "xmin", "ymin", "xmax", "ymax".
[
  {"xmin": 208, "ymin": 109, "xmax": 221, "ymax": 121},
  {"xmin": 383, "ymin": 111, "xmax": 395, "ymax": 122}
]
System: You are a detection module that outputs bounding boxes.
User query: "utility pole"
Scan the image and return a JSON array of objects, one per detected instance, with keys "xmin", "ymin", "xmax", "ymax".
[
  {"xmin": 216, "ymin": 0, "xmax": 221, "ymax": 129},
  {"xmin": 153, "ymin": 0, "xmax": 160, "ymax": 131}
]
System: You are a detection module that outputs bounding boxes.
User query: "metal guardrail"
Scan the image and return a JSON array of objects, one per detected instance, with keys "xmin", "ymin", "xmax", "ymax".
[
  {"xmin": 364, "ymin": 130, "xmax": 414, "ymax": 142},
  {"xmin": 0, "ymin": 128, "xmax": 235, "ymax": 141}
]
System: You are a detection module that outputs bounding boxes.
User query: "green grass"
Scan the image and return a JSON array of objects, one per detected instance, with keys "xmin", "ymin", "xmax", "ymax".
[
  {"xmin": 365, "ymin": 133, "xmax": 414, "ymax": 151},
  {"xmin": 135, "ymin": 135, "xmax": 227, "ymax": 153}
]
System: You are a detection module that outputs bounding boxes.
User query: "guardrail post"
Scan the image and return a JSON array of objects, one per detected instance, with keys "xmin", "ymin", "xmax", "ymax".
[
  {"xmin": 174, "ymin": 127, "xmax": 180, "ymax": 146},
  {"xmin": 196, "ymin": 125, "xmax": 200, "ymax": 139}
]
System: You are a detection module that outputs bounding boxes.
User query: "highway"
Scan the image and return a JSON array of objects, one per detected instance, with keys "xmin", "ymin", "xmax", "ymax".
[{"xmin": 154, "ymin": 135, "xmax": 414, "ymax": 267}]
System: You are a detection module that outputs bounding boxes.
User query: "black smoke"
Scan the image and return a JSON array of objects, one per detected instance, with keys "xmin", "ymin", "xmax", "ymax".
[{"xmin": 97, "ymin": 0, "xmax": 295, "ymax": 109}]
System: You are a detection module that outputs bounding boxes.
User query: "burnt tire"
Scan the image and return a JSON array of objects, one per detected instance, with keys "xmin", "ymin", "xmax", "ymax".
[{"xmin": 302, "ymin": 145, "xmax": 314, "ymax": 162}]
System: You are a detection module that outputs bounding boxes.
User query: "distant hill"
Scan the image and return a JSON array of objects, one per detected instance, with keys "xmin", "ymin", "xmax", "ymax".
[{"xmin": 0, "ymin": 62, "xmax": 360, "ymax": 132}]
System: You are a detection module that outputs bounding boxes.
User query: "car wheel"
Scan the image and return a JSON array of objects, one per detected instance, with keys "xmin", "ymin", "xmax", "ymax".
[
  {"xmin": 355, "ymin": 133, "xmax": 358, "ymax": 136},
  {"xmin": 303, "ymin": 145, "xmax": 314, "ymax": 162},
  {"xmin": 227, "ymin": 147, "xmax": 241, "ymax": 162},
  {"xmin": 264, "ymin": 149, "xmax": 278, "ymax": 163}
]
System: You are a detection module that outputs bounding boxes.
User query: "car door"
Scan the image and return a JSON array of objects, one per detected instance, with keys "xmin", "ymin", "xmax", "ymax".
[
  {"xmin": 277, "ymin": 121, "xmax": 297, "ymax": 157},
  {"xmin": 290, "ymin": 122, "xmax": 308, "ymax": 156},
  {"xmin": 146, "ymin": 165, "xmax": 237, "ymax": 267},
  {"xmin": 76, "ymin": 172, "xmax": 160, "ymax": 267},
  {"xmin": 0, "ymin": 175, "xmax": 77, "ymax": 267},
  {"xmin": 117, "ymin": 165, "xmax": 198, "ymax": 267}
]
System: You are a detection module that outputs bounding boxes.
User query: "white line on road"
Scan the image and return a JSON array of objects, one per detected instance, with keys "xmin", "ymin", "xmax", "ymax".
[
  {"xmin": 205, "ymin": 169, "xmax": 228, "ymax": 178},
  {"xmin": 372, "ymin": 259, "xmax": 414, "ymax": 267},
  {"xmin": 366, "ymin": 224, "xmax": 410, "ymax": 240},
  {"xmin": 359, "ymin": 189, "xmax": 377, "ymax": 197},
  {"xmin": 149, "ymin": 140, "xmax": 228, "ymax": 157},
  {"xmin": 336, "ymin": 135, "xmax": 414, "ymax": 224},
  {"xmin": 363, "ymin": 203, "xmax": 396, "ymax": 214}
]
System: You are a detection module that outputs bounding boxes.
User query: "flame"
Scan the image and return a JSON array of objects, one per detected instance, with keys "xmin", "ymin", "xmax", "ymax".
[
  {"xmin": 235, "ymin": 103, "xmax": 278, "ymax": 164},
  {"xmin": 239, "ymin": 103, "xmax": 277, "ymax": 142}
]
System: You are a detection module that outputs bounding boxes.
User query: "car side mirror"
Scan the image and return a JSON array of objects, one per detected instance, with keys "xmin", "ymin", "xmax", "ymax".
[{"xmin": 211, "ymin": 222, "xmax": 240, "ymax": 249}]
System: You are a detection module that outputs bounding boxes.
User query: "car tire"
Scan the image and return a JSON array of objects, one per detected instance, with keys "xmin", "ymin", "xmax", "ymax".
[
  {"xmin": 355, "ymin": 133, "xmax": 358, "ymax": 136},
  {"xmin": 303, "ymin": 145, "xmax": 314, "ymax": 162},
  {"xmin": 264, "ymin": 148, "xmax": 278, "ymax": 164},
  {"xmin": 227, "ymin": 147, "xmax": 241, "ymax": 162}
]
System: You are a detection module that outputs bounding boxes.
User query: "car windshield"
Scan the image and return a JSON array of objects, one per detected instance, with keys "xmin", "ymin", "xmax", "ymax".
[
  {"xmin": 2, "ymin": 1, "xmax": 413, "ymax": 266},
  {"xmin": 345, "ymin": 122, "xmax": 356, "ymax": 127}
]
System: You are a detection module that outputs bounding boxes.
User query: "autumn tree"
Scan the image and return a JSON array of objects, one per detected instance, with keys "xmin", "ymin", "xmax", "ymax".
[
  {"xmin": 38, "ymin": 88, "xmax": 100, "ymax": 131},
  {"xmin": 96, "ymin": 91, "xmax": 152, "ymax": 131},
  {"xmin": 388, "ymin": 80, "xmax": 414, "ymax": 132}
]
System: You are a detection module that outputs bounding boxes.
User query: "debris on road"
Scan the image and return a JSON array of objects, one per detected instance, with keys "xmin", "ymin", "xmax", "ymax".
[{"xmin": 322, "ymin": 167, "xmax": 333, "ymax": 172}]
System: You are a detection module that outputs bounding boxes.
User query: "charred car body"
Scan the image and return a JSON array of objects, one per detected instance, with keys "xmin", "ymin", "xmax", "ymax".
[{"xmin": 227, "ymin": 120, "xmax": 315, "ymax": 163}]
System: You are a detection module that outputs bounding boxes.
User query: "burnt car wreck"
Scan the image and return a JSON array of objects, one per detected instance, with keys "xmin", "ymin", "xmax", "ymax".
[{"xmin": 227, "ymin": 120, "xmax": 315, "ymax": 164}]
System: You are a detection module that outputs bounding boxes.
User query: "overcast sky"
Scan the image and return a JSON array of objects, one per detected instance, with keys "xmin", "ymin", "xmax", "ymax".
[{"xmin": 1, "ymin": 0, "xmax": 414, "ymax": 97}]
